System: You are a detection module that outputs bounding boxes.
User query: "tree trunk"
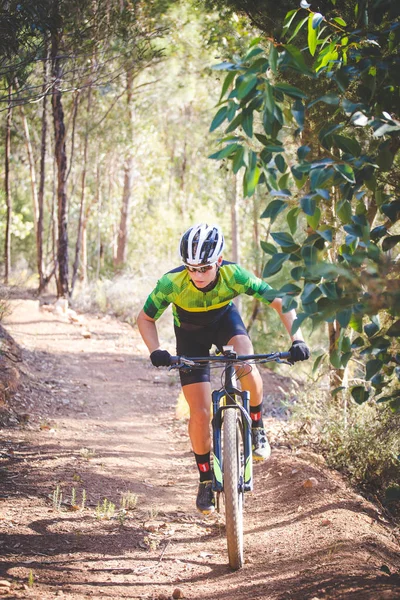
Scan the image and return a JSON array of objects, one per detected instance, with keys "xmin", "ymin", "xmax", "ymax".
[
  {"xmin": 37, "ymin": 45, "xmax": 49, "ymax": 293},
  {"xmin": 51, "ymin": 29, "xmax": 69, "ymax": 298},
  {"xmin": 19, "ymin": 98, "xmax": 39, "ymax": 237},
  {"xmin": 96, "ymin": 162, "xmax": 102, "ymax": 279},
  {"xmin": 115, "ymin": 70, "xmax": 134, "ymax": 269},
  {"xmin": 328, "ymin": 320, "xmax": 344, "ymax": 390},
  {"xmin": 231, "ymin": 172, "xmax": 241, "ymax": 312},
  {"xmin": 70, "ymin": 86, "xmax": 92, "ymax": 297},
  {"xmin": 4, "ymin": 84, "xmax": 12, "ymax": 284}
]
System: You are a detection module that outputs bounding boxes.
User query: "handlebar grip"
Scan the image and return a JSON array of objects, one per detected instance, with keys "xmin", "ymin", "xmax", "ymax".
[
  {"xmin": 280, "ymin": 351, "xmax": 291, "ymax": 359},
  {"xmin": 169, "ymin": 356, "xmax": 181, "ymax": 366}
]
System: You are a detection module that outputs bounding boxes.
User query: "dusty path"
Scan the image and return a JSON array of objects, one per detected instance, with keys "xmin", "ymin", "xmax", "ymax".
[{"xmin": 0, "ymin": 298, "xmax": 399, "ymax": 600}]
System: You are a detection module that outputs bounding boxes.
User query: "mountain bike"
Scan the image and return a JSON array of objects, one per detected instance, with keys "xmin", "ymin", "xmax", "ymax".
[{"xmin": 170, "ymin": 347, "xmax": 291, "ymax": 570}]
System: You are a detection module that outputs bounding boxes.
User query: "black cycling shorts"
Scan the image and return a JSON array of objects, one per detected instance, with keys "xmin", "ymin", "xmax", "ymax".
[{"xmin": 174, "ymin": 302, "xmax": 249, "ymax": 386}]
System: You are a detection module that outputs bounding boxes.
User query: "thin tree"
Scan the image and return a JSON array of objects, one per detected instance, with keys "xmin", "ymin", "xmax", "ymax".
[
  {"xmin": 4, "ymin": 83, "xmax": 13, "ymax": 284},
  {"xmin": 51, "ymin": 25, "xmax": 69, "ymax": 298},
  {"xmin": 115, "ymin": 69, "xmax": 135, "ymax": 269}
]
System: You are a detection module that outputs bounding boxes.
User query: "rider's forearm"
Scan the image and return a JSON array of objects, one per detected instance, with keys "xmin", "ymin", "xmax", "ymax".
[
  {"xmin": 137, "ymin": 310, "xmax": 161, "ymax": 353},
  {"xmin": 269, "ymin": 298, "xmax": 304, "ymax": 342}
]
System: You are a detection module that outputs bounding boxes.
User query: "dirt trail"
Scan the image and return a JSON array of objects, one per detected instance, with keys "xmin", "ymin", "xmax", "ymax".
[{"xmin": 0, "ymin": 298, "xmax": 399, "ymax": 600}]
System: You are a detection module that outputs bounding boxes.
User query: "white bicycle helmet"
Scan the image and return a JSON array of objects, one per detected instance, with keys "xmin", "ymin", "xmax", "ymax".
[{"xmin": 180, "ymin": 223, "xmax": 225, "ymax": 266}]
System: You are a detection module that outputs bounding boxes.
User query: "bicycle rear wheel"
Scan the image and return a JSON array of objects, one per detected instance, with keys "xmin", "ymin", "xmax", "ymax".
[{"xmin": 223, "ymin": 407, "xmax": 244, "ymax": 570}]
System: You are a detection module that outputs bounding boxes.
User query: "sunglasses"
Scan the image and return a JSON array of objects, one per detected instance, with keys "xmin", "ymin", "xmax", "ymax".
[{"xmin": 185, "ymin": 263, "xmax": 216, "ymax": 273}]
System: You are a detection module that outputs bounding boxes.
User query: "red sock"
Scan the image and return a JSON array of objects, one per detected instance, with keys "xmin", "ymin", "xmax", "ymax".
[
  {"xmin": 250, "ymin": 403, "xmax": 264, "ymax": 428},
  {"xmin": 195, "ymin": 452, "xmax": 212, "ymax": 482}
]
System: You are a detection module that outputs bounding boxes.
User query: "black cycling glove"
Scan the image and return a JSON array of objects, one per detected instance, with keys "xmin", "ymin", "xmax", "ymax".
[
  {"xmin": 150, "ymin": 349, "xmax": 171, "ymax": 367},
  {"xmin": 289, "ymin": 340, "xmax": 310, "ymax": 363}
]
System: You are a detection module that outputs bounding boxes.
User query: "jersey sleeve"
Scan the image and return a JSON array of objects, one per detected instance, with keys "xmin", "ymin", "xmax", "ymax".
[
  {"xmin": 231, "ymin": 264, "xmax": 275, "ymax": 304},
  {"xmin": 143, "ymin": 274, "xmax": 174, "ymax": 320}
]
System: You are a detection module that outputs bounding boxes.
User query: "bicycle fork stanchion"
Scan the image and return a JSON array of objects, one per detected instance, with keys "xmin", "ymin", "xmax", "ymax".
[
  {"xmin": 211, "ymin": 389, "xmax": 224, "ymax": 497},
  {"xmin": 211, "ymin": 381, "xmax": 254, "ymax": 501}
]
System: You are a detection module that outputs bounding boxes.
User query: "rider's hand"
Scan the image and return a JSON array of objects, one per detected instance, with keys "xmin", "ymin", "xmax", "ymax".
[
  {"xmin": 289, "ymin": 340, "xmax": 310, "ymax": 363},
  {"xmin": 150, "ymin": 349, "xmax": 171, "ymax": 367}
]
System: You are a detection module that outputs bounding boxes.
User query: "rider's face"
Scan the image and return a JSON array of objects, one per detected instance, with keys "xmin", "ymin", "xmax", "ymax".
[{"xmin": 186, "ymin": 256, "xmax": 222, "ymax": 288}]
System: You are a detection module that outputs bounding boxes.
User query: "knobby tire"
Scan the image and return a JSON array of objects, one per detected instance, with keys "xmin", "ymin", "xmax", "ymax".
[{"xmin": 223, "ymin": 407, "xmax": 244, "ymax": 570}]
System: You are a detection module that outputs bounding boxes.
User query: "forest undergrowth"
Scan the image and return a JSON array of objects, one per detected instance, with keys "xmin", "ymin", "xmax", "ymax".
[{"xmin": 286, "ymin": 384, "xmax": 400, "ymax": 523}]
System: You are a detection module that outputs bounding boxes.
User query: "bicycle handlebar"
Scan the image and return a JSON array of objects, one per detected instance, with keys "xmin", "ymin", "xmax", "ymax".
[{"xmin": 169, "ymin": 351, "xmax": 291, "ymax": 367}]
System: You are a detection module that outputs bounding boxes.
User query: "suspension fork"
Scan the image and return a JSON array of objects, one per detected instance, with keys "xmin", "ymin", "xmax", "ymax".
[{"xmin": 211, "ymin": 364, "xmax": 253, "ymax": 494}]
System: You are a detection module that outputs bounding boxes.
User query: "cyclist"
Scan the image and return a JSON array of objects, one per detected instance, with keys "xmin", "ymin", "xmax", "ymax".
[{"xmin": 137, "ymin": 223, "xmax": 310, "ymax": 514}]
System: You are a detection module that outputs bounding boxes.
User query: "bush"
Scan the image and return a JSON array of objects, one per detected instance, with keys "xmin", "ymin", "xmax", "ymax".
[{"xmin": 288, "ymin": 385, "xmax": 400, "ymax": 518}]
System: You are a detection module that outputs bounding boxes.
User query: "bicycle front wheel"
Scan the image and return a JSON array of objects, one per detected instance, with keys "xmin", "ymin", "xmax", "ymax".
[{"xmin": 223, "ymin": 407, "xmax": 244, "ymax": 570}]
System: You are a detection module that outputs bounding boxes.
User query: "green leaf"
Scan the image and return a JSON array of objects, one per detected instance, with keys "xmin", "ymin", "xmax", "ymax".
[
  {"xmin": 291, "ymin": 312, "xmax": 308, "ymax": 335},
  {"xmin": 282, "ymin": 295, "xmax": 298, "ymax": 312},
  {"xmin": 262, "ymin": 253, "xmax": 289, "ymax": 277},
  {"xmin": 336, "ymin": 199, "xmax": 352, "ymax": 224},
  {"xmin": 381, "ymin": 200, "xmax": 400, "ymax": 223},
  {"xmin": 284, "ymin": 44, "xmax": 313, "ymax": 75},
  {"xmin": 307, "ymin": 207, "xmax": 321, "ymax": 230},
  {"xmin": 269, "ymin": 43, "xmax": 278, "ymax": 74},
  {"xmin": 287, "ymin": 16, "xmax": 308, "ymax": 44},
  {"xmin": 237, "ymin": 74, "xmax": 258, "ymax": 100},
  {"xmin": 382, "ymin": 235, "xmax": 400, "ymax": 252},
  {"xmin": 330, "ymin": 349, "xmax": 341, "ymax": 369},
  {"xmin": 265, "ymin": 82, "xmax": 275, "ymax": 114},
  {"xmin": 351, "ymin": 386, "xmax": 370, "ymax": 405},
  {"xmin": 307, "ymin": 13, "xmax": 317, "ymax": 56},
  {"xmin": 208, "ymin": 143, "xmax": 239, "ymax": 160},
  {"xmin": 242, "ymin": 111, "xmax": 254, "ymax": 138},
  {"xmin": 275, "ymin": 154, "xmax": 287, "ymax": 173},
  {"xmin": 333, "ymin": 17, "xmax": 346, "ymax": 26},
  {"xmin": 351, "ymin": 336, "xmax": 364, "ymax": 349},
  {"xmin": 270, "ymin": 189, "xmax": 292, "ymax": 198},
  {"xmin": 212, "ymin": 62, "xmax": 237, "ymax": 71},
  {"xmin": 333, "ymin": 163, "xmax": 356, "ymax": 183},
  {"xmin": 310, "ymin": 167, "xmax": 333, "ymax": 190},
  {"xmin": 332, "ymin": 386, "xmax": 346, "ymax": 397},
  {"xmin": 365, "ymin": 359, "xmax": 383, "ymax": 381},
  {"xmin": 260, "ymin": 241, "xmax": 277, "ymax": 255},
  {"xmin": 271, "ymin": 231, "xmax": 297, "ymax": 248},
  {"xmin": 244, "ymin": 46, "xmax": 264, "ymax": 61},
  {"xmin": 364, "ymin": 321, "xmax": 380, "ymax": 338},
  {"xmin": 287, "ymin": 207, "xmax": 300, "ymax": 235},
  {"xmin": 297, "ymin": 145, "xmax": 311, "ymax": 160},
  {"xmin": 320, "ymin": 282, "xmax": 338, "ymax": 300},
  {"xmin": 301, "ymin": 245, "xmax": 319, "ymax": 268},
  {"xmin": 387, "ymin": 319, "xmax": 400, "ymax": 337},
  {"xmin": 291, "ymin": 266, "xmax": 304, "ymax": 280},
  {"xmin": 220, "ymin": 71, "xmax": 237, "ymax": 101},
  {"xmin": 232, "ymin": 146, "xmax": 245, "ymax": 174},
  {"xmin": 302, "ymin": 283, "xmax": 321, "ymax": 304},
  {"xmin": 349, "ymin": 315, "xmax": 363, "ymax": 333},
  {"xmin": 301, "ymin": 195, "xmax": 316, "ymax": 216},
  {"xmin": 225, "ymin": 112, "xmax": 243, "ymax": 134},
  {"xmin": 279, "ymin": 173, "xmax": 291, "ymax": 189},
  {"xmin": 313, "ymin": 352, "xmax": 326, "ymax": 373},
  {"xmin": 280, "ymin": 283, "xmax": 302, "ymax": 296},
  {"xmin": 282, "ymin": 9, "xmax": 298, "ymax": 35},
  {"xmin": 376, "ymin": 146, "xmax": 395, "ymax": 171},
  {"xmin": 260, "ymin": 199, "xmax": 287, "ymax": 222},
  {"xmin": 333, "ymin": 135, "xmax": 361, "ymax": 157},
  {"xmin": 244, "ymin": 165, "xmax": 260, "ymax": 197},
  {"xmin": 337, "ymin": 309, "xmax": 351, "ymax": 328},
  {"xmin": 292, "ymin": 99, "xmax": 305, "ymax": 129},
  {"xmin": 210, "ymin": 106, "xmax": 228, "ymax": 132},
  {"xmin": 274, "ymin": 82, "xmax": 308, "ymax": 99}
]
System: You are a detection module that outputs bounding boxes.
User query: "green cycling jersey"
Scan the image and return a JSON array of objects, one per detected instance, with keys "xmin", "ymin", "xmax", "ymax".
[{"xmin": 143, "ymin": 261, "xmax": 274, "ymax": 327}]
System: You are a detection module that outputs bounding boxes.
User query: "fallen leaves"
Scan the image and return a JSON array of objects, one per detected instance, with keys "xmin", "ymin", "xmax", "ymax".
[{"xmin": 302, "ymin": 477, "xmax": 319, "ymax": 489}]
